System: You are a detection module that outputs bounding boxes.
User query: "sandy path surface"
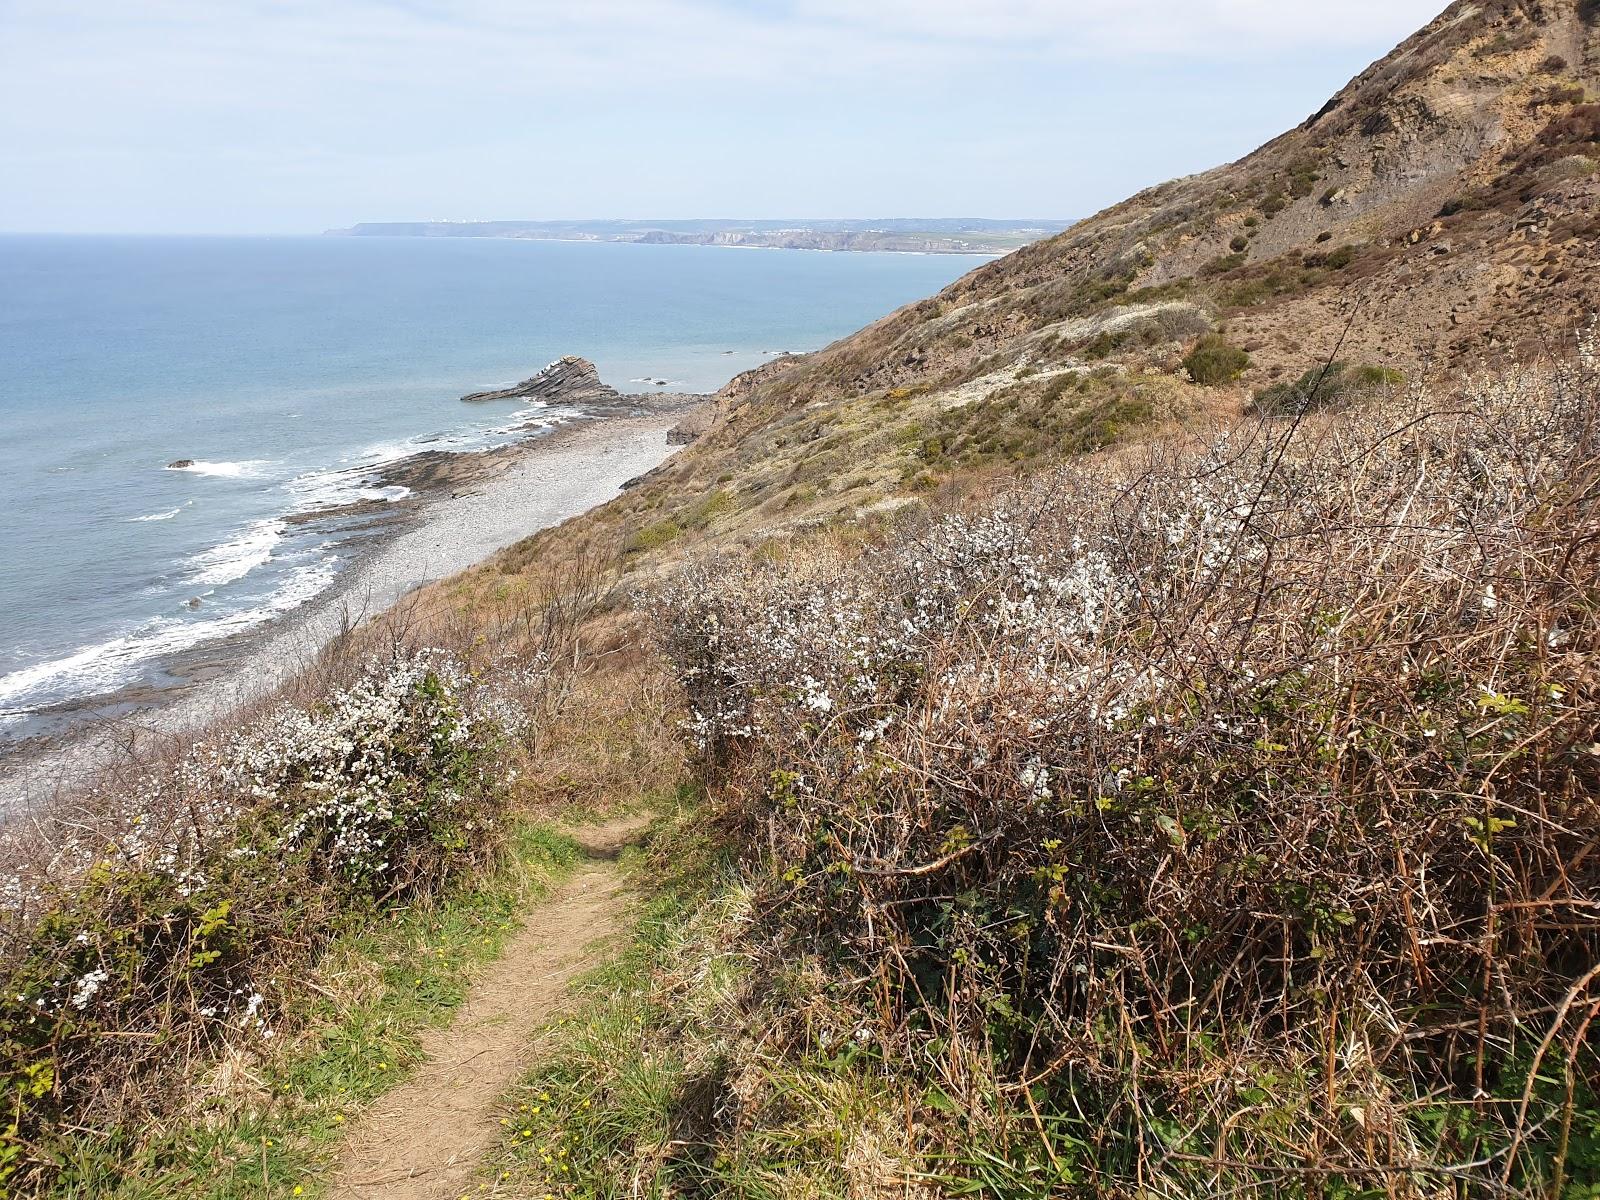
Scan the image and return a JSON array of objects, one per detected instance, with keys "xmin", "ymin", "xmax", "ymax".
[
  {"xmin": 329, "ymin": 817, "xmax": 646, "ymax": 1200},
  {"xmin": 2, "ymin": 415, "xmax": 680, "ymax": 806}
]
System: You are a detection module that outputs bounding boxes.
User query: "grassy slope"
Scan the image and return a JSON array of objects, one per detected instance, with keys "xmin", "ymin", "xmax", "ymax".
[{"xmin": 437, "ymin": 2, "xmax": 1598, "ymax": 615}]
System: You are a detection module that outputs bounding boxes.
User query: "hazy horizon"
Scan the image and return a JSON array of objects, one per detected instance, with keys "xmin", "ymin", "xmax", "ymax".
[{"xmin": 2, "ymin": 1, "xmax": 1449, "ymax": 236}]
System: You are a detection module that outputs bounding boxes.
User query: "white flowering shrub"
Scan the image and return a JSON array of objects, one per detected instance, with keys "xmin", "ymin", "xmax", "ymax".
[
  {"xmin": 0, "ymin": 649, "xmax": 524, "ymax": 1182},
  {"xmin": 647, "ymin": 348, "xmax": 1600, "ymax": 1193}
]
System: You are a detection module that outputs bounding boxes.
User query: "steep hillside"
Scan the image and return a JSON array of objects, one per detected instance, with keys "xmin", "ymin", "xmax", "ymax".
[
  {"xmin": 6, "ymin": 4, "xmax": 1598, "ymax": 1197},
  {"xmin": 523, "ymin": 0, "xmax": 1600, "ymax": 576},
  {"xmin": 778, "ymin": 0, "xmax": 1600, "ymax": 395}
]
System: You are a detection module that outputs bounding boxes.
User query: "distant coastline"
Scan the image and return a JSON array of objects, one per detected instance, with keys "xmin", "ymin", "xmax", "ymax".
[{"xmin": 327, "ymin": 217, "xmax": 1075, "ymax": 255}]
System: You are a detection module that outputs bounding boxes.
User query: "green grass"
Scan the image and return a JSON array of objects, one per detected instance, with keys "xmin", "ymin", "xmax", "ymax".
[
  {"xmin": 479, "ymin": 803, "xmax": 927, "ymax": 1200},
  {"xmin": 624, "ymin": 519, "xmax": 683, "ymax": 555},
  {"xmin": 45, "ymin": 823, "xmax": 582, "ymax": 1200}
]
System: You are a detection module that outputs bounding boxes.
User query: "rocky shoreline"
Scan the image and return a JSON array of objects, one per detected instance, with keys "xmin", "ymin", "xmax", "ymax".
[{"xmin": 0, "ymin": 362, "xmax": 705, "ymax": 805}]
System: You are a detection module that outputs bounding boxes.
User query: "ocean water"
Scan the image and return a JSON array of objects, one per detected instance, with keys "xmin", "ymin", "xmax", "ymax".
[{"xmin": 0, "ymin": 234, "xmax": 971, "ymax": 739}]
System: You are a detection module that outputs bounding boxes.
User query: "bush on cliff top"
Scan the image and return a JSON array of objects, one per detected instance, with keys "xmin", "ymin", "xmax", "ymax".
[{"xmin": 1252, "ymin": 360, "xmax": 1407, "ymax": 414}]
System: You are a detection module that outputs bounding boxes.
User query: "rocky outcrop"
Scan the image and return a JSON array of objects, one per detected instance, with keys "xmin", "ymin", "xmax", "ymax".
[
  {"xmin": 666, "ymin": 403, "xmax": 715, "ymax": 445},
  {"xmin": 463, "ymin": 354, "xmax": 714, "ymax": 441},
  {"xmin": 461, "ymin": 356, "xmax": 621, "ymax": 405}
]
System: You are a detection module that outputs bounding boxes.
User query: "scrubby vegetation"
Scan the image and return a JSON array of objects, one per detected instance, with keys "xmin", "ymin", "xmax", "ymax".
[
  {"xmin": 6, "ymin": 5, "xmax": 1600, "ymax": 1194},
  {"xmin": 641, "ymin": 343, "xmax": 1600, "ymax": 1196},
  {"xmin": 1252, "ymin": 360, "xmax": 1407, "ymax": 414},
  {"xmin": 0, "ymin": 651, "xmax": 522, "ymax": 1186},
  {"xmin": 7, "ymin": 337, "xmax": 1599, "ymax": 1200},
  {"xmin": 1182, "ymin": 333, "xmax": 1252, "ymax": 384},
  {"xmin": 0, "ymin": 549, "xmax": 633, "ymax": 1193},
  {"xmin": 900, "ymin": 366, "xmax": 1171, "ymax": 480}
]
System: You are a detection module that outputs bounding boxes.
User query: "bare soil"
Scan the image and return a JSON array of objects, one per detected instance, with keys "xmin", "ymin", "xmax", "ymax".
[{"xmin": 327, "ymin": 817, "xmax": 647, "ymax": 1199}]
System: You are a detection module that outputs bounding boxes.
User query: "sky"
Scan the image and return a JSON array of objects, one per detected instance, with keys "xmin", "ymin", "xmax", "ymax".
[{"xmin": 0, "ymin": 0, "xmax": 1452, "ymax": 235}]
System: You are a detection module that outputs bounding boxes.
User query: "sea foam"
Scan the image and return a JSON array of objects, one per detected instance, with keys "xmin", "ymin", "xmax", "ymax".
[
  {"xmin": 184, "ymin": 519, "xmax": 284, "ymax": 587},
  {"xmin": 0, "ymin": 554, "xmax": 338, "ymax": 715},
  {"xmin": 129, "ymin": 499, "xmax": 195, "ymax": 523},
  {"xmin": 166, "ymin": 460, "xmax": 270, "ymax": 478}
]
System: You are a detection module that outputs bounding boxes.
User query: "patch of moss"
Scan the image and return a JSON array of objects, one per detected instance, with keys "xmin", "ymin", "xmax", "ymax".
[{"xmin": 624, "ymin": 519, "xmax": 683, "ymax": 555}]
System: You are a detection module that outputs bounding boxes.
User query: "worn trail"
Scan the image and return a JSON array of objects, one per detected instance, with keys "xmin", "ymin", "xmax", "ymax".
[{"xmin": 329, "ymin": 817, "xmax": 645, "ymax": 1200}]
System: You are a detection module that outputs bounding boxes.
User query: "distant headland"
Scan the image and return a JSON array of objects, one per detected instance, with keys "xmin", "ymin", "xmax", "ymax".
[{"xmin": 324, "ymin": 217, "xmax": 1076, "ymax": 255}]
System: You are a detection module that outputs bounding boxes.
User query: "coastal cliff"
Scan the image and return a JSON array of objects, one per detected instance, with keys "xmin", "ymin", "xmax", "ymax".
[{"xmin": 328, "ymin": 218, "xmax": 1076, "ymax": 255}]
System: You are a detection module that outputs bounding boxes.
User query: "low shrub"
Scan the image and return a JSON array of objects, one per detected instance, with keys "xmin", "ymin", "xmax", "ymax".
[
  {"xmin": 1473, "ymin": 29, "xmax": 1538, "ymax": 58},
  {"xmin": 1182, "ymin": 333, "xmax": 1251, "ymax": 384},
  {"xmin": 1202, "ymin": 251, "xmax": 1248, "ymax": 276},
  {"xmin": 1286, "ymin": 158, "xmax": 1321, "ymax": 199},
  {"xmin": 1251, "ymin": 360, "xmax": 1406, "ymax": 415},
  {"xmin": 1322, "ymin": 242, "xmax": 1359, "ymax": 269},
  {"xmin": 1530, "ymin": 84, "xmax": 1589, "ymax": 112},
  {"xmin": 1540, "ymin": 103, "xmax": 1600, "ymax": 147},
  {"xmin": 648, "ymin": 342, "xmax": 1600, "ymax": 1195}
]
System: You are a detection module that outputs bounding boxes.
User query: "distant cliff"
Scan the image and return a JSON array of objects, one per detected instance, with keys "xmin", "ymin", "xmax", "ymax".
[{"xmin": 326, "ymin": 217, "xmax": 1075, "ymax": 255}]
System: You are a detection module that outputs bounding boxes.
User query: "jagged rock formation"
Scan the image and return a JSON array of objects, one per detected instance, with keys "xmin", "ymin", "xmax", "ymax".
[
  {"xmin": 461, "ymin": 355, "xmax": 710, "ymax": 447},
  {"xmin": 460, "ymin": 356, "xmax": 622, "ymax": 405}
]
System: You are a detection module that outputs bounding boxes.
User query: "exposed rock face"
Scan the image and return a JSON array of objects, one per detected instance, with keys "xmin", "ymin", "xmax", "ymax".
[
  {"xmin": 666, "ymin": 403, "xmax": 715, "ymax": 445},
  {"xmin": 460, "ymin": 356, "xmax": 621, "ymax": 405}
]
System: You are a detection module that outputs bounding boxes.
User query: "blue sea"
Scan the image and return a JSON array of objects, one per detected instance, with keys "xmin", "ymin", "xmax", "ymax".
[{"xmin": 0, "ymin": 234, "xmax": 971, "ymax": 741}]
